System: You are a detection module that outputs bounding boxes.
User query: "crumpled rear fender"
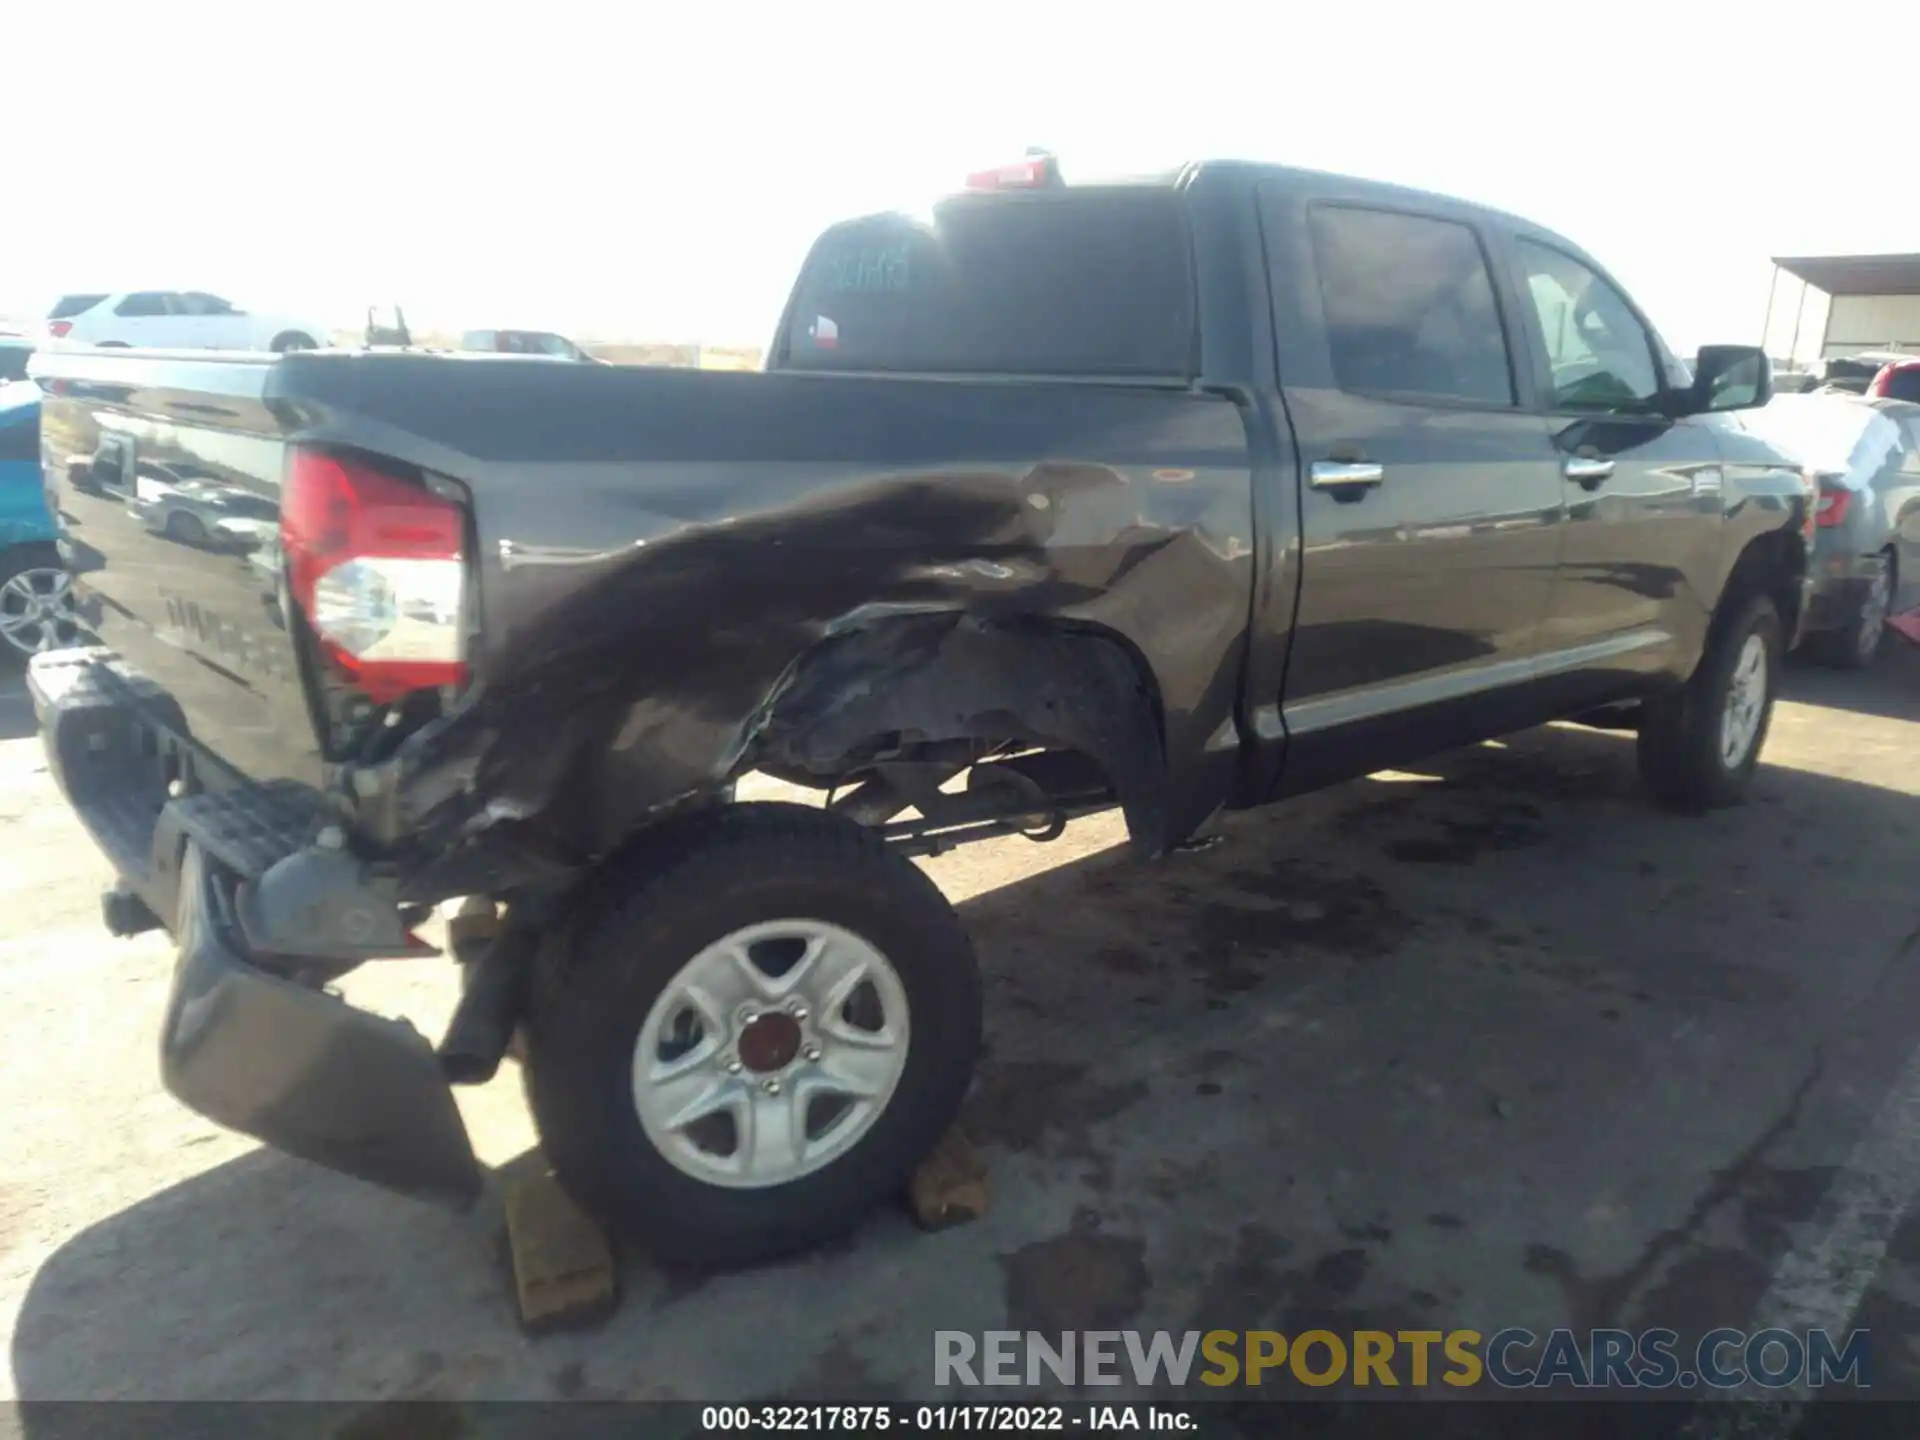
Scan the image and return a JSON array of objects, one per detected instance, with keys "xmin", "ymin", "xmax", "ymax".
[{"xmin": 340, "ymin": 388, "xmax": 1257, "ymax": 892}]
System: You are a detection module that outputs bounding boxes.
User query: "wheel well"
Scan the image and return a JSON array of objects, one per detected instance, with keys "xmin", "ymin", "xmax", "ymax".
[
  {"xmin": 1, "ymin": 540, "xmax": 61, "ymax": 572},
  {"xmin": 1721, "ymin": 528, "xmax": 1807, "ymax": 641},
  {"xmin": 752, "ymin": 615, "xmax": 1171, "ymax": 854}
]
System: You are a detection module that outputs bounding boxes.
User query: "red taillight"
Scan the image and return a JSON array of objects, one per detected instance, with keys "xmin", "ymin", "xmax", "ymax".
[
  {"xmin": 48, "ymin": 321, "xmax": 73, "ymax": 339},
  {"xmin": 964, "ymin": 153, "xmax": 1061, "ymax": 190},
  {"xmin": 281, "ymin": 449, "xmax": 468, "ymax": 703},
  {"xmin": 1869, "ymin": 362, "xmax": 1920, "ymax": 401},
  {"xmin": 1815, "ymin": 483, "xmax": 1852, "ymax": 529}
]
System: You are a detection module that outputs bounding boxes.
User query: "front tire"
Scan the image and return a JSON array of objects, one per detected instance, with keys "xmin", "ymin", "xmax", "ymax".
[
  {"xmin": 523, "ymin": 802, "xmax": 982, "ymax": 1270},
  {"xmin": 1637, "ymin": 594, "xmax": 1781, "ymax": 811}
]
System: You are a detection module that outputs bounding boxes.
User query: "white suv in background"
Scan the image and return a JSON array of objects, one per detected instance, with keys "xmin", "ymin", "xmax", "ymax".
[{"xmin": 44, "ymin": 292, "xmax": 332, "ymax": 352}]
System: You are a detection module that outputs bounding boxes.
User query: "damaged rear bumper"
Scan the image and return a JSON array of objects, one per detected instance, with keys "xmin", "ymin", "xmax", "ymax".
[
  {"xmin": 1802, "ymin": 568, "xmax": 1870, "ymax": 637},
  {"xmin": 164, "ymin": 842, "xmax": 481, "ymax": 1206},
  {"xmin": 28, "ymin": 648, "xmax": 482, "ymax": 1207}
]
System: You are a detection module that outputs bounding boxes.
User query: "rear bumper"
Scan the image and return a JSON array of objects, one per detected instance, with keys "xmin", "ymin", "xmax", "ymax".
[
  {"xmin": 164, "ymin": 842, "xmax": 481, "ymax": 1206},
  {"xmin": 1804, "ymin": 577, "xmax": 1867, "ymax": 634},
  {"xmin": 28, "ymin": 648, "xmax": 482, "ymax": 1207},
  {"xmin": 1798, "ymin": 534, "xmax": 1888, "ymax": 634}
]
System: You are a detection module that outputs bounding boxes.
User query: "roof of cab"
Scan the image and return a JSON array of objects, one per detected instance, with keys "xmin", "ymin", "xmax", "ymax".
[
  {"xmin": 832, "ymin": 156, "xmax": 1609, "ymax": 296},
  {"xmin": 1183, "ymin": 159, "xmax": 1552, "ymax": 235},
  {"xmin": 961, "ymin": 156, "xmax": 1576, "ymax": 248}
]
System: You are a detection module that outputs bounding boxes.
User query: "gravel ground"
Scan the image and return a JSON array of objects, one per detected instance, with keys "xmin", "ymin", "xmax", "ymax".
[{"xmin": 1, "ymin": 645, "xmax": 1917, "ymax": 1421}]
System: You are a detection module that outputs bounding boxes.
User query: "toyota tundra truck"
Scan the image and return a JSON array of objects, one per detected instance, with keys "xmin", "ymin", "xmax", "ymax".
[{"xmin": 25, "ymin": 156, "xmax": 1814, "ymax": 1268}]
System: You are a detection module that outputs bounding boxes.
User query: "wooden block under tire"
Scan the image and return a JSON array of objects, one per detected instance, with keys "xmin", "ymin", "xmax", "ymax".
[
  {"xmin": 906, "ymin": 1127, "xmax": 990, "ymax": 1231},
  {"xmin": 502, "ymin": 1163, "xmax": 619, "ymax": 1333}
]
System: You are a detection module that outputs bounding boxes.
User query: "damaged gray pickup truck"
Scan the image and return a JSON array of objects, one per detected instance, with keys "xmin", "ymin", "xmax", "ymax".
[{"xmin": 28, "ymin": 157, "xmax": 1815, "ymax": 1267}]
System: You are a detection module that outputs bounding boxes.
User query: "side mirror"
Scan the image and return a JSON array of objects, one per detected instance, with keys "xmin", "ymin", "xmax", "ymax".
[{"xmin": 1684, "ymin": 345, "xmax": 1772, "ymax": 414}]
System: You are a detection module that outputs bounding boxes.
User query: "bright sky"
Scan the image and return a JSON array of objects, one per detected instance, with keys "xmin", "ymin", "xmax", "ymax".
[{"xmin": 6, "ymin": 2, "xmax": 1910, "ymax": 358}]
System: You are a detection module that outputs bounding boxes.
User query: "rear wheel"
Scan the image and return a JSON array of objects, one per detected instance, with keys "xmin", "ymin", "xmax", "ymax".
[
  {"xmin": 1638, "ymin": 594, "xmax": 1781, "ymax": 811},
  {"xmin": 523, "ymin": 802, "xmax": 982, "ymax": 1269}
]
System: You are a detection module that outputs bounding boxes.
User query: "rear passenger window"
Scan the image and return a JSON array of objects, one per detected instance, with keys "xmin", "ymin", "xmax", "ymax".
[
  {"xmin": 114, "ymin": 293, "xmax": 173, "ymax": 317},
  {"xmin": 1308, "ymin": 206, "xmax": 1515, "ymax": 407}
]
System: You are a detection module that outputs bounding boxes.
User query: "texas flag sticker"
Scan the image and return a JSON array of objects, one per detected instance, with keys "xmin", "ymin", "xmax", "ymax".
[{"xmin": 809, "ymin": 315, "xmax": 839, "ymax": 350}]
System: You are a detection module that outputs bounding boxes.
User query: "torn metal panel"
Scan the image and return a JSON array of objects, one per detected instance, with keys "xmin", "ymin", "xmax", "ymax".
[
  {"xmin": 302, "ymin": 364, "xmax": 1262, "ymax": 885},
  {"xmin": 36, "ymin": 354, "xmax": 1261, "ymax": 895}
]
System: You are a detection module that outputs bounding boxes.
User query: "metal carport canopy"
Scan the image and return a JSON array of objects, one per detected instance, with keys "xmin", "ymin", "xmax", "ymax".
[{"xmin": 1772, "ymin": 254, "xmax": 1920, "ymax": 296}]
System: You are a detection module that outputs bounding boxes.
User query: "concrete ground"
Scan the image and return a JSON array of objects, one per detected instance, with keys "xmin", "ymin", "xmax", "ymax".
[{"xmin": 1, "ymin": 645, "xmax": 1917, "ymax": 1424}]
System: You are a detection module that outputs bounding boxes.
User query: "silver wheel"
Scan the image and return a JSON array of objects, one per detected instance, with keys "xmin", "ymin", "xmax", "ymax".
[
  {"xmin": 1855, "ymin": 563, "xmax": 1892, "ymax": 662},
  {"xmin": 1719, "ymin": 632, "xmax": 1769, "ymax": 768},
  {"xmin": 631, "ymin": 918, "xmax": 911, "ymax": 1190},
  {"xmin": 0, "ymin": 566, "xmax": 80, "ymax": 656}
]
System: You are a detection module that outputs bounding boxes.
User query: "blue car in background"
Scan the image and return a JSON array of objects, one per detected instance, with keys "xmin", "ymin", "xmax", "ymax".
[{"xmin": 0, "ymin": 379, "xmax": 80, "ymax": 658}]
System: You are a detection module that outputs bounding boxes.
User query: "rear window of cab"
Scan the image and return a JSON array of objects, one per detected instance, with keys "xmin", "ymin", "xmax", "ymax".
[{"xmin": 780, "ymin": 189, "xmax": 1196, "ymax": 380}]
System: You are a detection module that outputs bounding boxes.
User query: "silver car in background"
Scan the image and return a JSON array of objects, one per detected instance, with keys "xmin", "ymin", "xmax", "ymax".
[
  {"xmin": 129, "ymin": 461, "xmax": 279, "ymax": 550},
  {"xmin": 1735, "ymin": 393, "xmax": 1920, "ymax": 667}
]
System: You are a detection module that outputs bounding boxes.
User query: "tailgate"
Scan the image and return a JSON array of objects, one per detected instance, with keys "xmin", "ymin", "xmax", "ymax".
[{"xmin": 38, "ymin": 354, "xmax": 322, "ymax": 788}]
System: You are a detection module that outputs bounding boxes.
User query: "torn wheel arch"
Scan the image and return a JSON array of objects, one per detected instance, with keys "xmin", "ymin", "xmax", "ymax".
[{"xmin": 749, "ymin": 613, "xmax": 1171, "ymax": 855}]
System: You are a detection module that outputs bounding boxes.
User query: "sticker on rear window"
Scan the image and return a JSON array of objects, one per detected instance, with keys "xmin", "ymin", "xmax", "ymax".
[
  {"xmin": 818, "ymin": 246, "xmax": 910, "ymax": 294},
  {"xmin": 808, "ymin": 316, "xmax": 839, "ymax": 350}
]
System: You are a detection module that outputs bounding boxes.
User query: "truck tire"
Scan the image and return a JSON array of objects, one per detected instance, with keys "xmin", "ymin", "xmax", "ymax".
[
  {"xmin": 522, "ymin": 801, "xmax": 982, "ymax": 1269},
  {"xmin": 1636, "ymin": 593, "xmax": 1781, "ymax": 811}
]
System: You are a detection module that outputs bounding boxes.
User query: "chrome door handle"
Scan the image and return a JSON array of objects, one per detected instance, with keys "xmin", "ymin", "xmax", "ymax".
[
  {"xmin": 1310, "ymin": 460, "xmax": 1385, "ymax": 489},
  {"xmin": 1564, "ymin": 456, "xmax": 1615, "ymax": 488}
]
